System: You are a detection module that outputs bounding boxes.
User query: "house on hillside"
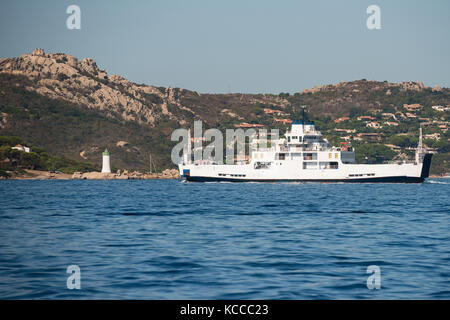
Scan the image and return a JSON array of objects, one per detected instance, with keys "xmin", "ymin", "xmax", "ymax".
[
  {"xmin": 334, "ymin": 117, "xmax": 350, "ymax": 124},
  {"xmin": 382, "ymin": 113, "xmax": 397, "ymax": 120},
  {"xmin": 11, "ymin": 144, "xmax": 31, "ymax": 153},
  {"xmin": 357, "ymin": 116, "xmax": 376, "ymax": 121},
  {"xmin": 438, "ymin": 124, "xmax": 448, "ymax": 130},
  {"xmin": 190, "ymin": 137, "xmax": 206, "ymax": 143},
  {"xmin": 403, "ymin": 104, "xmax": 423, "ymax": 111},
  {"xmin": 263, "ymin": 108, "xmax": 283, "ymax": 115},
  {"xmin": 366, "ymin": 121, "xmax": 382, "ymax": 129},
  {"xmin": 432, "ymin": 105, "xmax": 450, "ymax": 112},
  {"xmin": 274, "ymin": 118, "xmax": 292, "ymax": 124},
  {"xmin": 384, "ymin": 121, "xmax": 399, "ymax": 126},
  {"xmin": 234, "ymin": 123, "xmax": 264, "ymax": 128}
]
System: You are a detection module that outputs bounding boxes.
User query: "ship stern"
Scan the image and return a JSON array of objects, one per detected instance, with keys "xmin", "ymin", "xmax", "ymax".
[{"xmin": 420, "ymin": 153, "xmax": 433, "ymax": 179}]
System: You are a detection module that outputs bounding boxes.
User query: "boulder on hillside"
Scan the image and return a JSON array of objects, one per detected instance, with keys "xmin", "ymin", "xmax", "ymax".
[{"xmin": 32, "ymin": 48, "xmax": 45, "ymax": 56}]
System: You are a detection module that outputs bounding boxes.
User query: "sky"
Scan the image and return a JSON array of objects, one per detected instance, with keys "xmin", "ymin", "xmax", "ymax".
[{"xmin": 0, "ymin": 0, "xmax": 449, "ymax": 93}]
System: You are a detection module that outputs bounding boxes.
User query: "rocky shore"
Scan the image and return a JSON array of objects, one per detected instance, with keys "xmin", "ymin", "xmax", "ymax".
[
  {"xmin": 72, "ymin": 169, "xmax": 179, "ymax": 180},
  {"xmin": 4, "ymin": 169, "xmax": 180, "ymax": 180}
]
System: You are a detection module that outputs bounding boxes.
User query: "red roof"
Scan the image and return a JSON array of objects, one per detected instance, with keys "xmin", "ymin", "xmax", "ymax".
[{"xmin": 234, "ymin": 123, "xmax": 264, "ymax": 128}]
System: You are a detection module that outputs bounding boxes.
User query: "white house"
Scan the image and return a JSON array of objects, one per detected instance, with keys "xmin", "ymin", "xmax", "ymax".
[
  {"xmin": 432, "ymin": 105, "xmax": 450, "ymax": 112},
  {"xmin": 12, "ymin": 144, "xmax": 31, "ymax": 153},
  {"xmin": 366, "ymin": 121, "xmax": 382, "ymax": 129}
]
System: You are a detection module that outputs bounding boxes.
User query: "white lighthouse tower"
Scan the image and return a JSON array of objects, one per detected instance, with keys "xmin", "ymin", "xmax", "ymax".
[{"xmin": 101, "ymin": 148, "xmax": 111, "ymax": 173}]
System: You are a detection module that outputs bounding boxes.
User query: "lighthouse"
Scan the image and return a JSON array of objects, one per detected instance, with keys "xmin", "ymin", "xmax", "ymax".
[{"xmin": 101, "ymin": 148, "xmax": 111, "ymax": 173}]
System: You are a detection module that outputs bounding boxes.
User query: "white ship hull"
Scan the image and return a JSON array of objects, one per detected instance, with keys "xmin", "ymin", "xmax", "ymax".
[{"xmin": 179, "ymin": 154, "xmax": 432, "ymax": 183}]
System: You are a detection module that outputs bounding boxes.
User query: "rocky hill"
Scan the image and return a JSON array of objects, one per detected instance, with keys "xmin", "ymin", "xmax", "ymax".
[{"xmin": 0, "ymin": 49, "xmax": 449, "ymax": 174}]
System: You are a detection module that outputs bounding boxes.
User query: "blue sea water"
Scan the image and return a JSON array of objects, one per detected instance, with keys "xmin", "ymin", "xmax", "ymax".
[{"xmin": 0, "ymin": 179, "xmax": 449, "ymax": 299}]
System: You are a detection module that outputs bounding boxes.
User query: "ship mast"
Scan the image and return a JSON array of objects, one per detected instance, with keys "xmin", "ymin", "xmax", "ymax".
[
  {"xmin": 301, "ymin": 106, "xmax": 307, "ymax": 133},
  {"xmin": 415, "ymin": 126, "xmax": 423, "ymax": 164}
]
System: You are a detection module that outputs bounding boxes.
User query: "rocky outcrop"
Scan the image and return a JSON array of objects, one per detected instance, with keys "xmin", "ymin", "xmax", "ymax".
[
  {"xmin": 161, "ymin": 169, "xmax": 179, "ymax": 178},
  {"xmin": 301, "ymin": 80, "xmax": 432, "ymax": 95},
  {"xmin": 32, "ymin": 48, "xmax": 45, "ymax": 57},
  {"xmin": 432, "ymin": 85, "xmax": 442, "ymax": 92},
  {"xmin": 116, "ymin": 141, "xmax": 129, "ymax": 147},
  {"xmin": 399, "ymin": 81, "xmax": 425, "ymax": 92},
  {"xmin": 71, "ymin": 169, "xmax": 179, "ymax": 180},
  {"xmin": 0, "ymin": 49, "xmax": 178, "ymax": 126}
]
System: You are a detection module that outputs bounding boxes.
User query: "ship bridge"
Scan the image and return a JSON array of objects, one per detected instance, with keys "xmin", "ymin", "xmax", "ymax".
[{"xmin": 284, "ymin": 120, "xmax": 328, "ymax": 150}]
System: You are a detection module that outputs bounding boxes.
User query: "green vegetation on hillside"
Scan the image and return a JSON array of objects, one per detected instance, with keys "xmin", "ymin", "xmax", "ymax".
[
  {"xmin": 0, "ymin": 136, "xmax": 97, "ymax": 177},
  {"xmin": 354, "ymin": 144, "xmax": 396, "ymax": 164}
]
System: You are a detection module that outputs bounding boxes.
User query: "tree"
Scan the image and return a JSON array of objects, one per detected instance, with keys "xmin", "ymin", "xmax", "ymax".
[
  {"xmin": 355, "ymin": 144, "xmax": 396, "ymax": 164},
  {"xmin": 431, "ymin": 140, "xmax": 450, "ymax": 153},
  {"xmin": 388, "ymin": 135, "xmax": 417, "ymax": 148}
]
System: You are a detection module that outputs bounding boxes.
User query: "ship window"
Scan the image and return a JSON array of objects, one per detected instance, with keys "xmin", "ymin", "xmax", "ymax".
[
  {"xmin": 303, "ymin": 162, "xmax": 318, "ymax": 170},
  {"xmin": 329, "ymin": 153, "xmax": 332, "ymax": 159},
  {"xmin": 320, "ymin": 162, "xmax": 338, "ymax": 169},
  {"xmin": 335, "ymin": 153, "xmax": 338, "ymax": 159}
]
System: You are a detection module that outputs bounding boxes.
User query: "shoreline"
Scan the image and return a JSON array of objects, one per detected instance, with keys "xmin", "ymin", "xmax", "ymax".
[
  {"xmin": 2, "ymin": 170, "xmax": 446, "ymax": 180},
  {"xmin": 2, "ymin": 169, "xmax": 180, "ymax": 180}
]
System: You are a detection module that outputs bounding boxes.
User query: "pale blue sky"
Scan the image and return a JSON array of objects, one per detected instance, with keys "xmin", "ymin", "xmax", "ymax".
[{"xmin": 1, "ymin": 0, "xmax": 449, "ymax": 93}]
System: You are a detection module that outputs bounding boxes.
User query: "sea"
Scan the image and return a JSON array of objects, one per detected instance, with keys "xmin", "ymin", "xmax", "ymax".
[{"xmin": 0, "ymin": 179, "xmax": 449, "ymax": 299}]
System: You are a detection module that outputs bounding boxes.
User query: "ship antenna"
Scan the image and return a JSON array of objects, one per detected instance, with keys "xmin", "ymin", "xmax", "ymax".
[{"xmin": 301, "ymin": 106, "xmax": 307, "ymax": 131}]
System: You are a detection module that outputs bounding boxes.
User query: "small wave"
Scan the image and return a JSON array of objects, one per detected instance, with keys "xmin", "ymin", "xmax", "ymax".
[{"xmin": 426, "ymin": 179, "xmax": 450, "ymax": 184}]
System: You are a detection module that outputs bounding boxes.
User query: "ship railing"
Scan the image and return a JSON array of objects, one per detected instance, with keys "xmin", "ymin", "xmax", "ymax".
[
  {"xmin": 191, "ymin": 160, "xmax": 224, "ymax": 165},
  {"xmin": 251, "ymin": 147, "xmax": 276, "ymax": 152},
  {"xmin": 384, "ymin": 160, "xmax": 416, "ymax": 165}
]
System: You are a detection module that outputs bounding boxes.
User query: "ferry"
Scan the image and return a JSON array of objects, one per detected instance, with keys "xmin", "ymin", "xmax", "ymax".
[{"xmin": 178, "ymin": 117, "xmax": 432, "ymax": 183}]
